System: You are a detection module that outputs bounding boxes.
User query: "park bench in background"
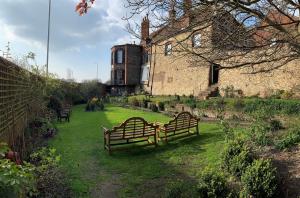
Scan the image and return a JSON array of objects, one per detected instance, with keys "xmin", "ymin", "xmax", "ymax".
[
  {"xmin": 57, "ymin": 109, "xmax": 70, "ymax": 122},
  {"xmin": 56, "ymin": 104, "xmax": 72, "ymax": 122},
  {"xmin": 158, "ymin": 111, "xmax": 200, "ymax": 142},
  {"xmin": 102, "ymin": 117, "xmax": 158, "ymax": 154}
]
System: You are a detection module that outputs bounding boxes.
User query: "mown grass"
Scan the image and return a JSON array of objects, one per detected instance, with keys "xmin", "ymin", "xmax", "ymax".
[{"xmin": 50, "ymin": 105, "xmax": 224, "ymax": 197}]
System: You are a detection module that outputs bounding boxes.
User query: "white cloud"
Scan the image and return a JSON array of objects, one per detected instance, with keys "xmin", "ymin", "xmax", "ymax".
[{"xmin": 0, "ymin": 0, "xmax": 143, "ymax": 82}]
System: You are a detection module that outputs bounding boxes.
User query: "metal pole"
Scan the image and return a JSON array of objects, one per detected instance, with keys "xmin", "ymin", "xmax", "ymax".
[{"xmin": 46, "ymin": 0, "xmax": 52, "ymax": 76}]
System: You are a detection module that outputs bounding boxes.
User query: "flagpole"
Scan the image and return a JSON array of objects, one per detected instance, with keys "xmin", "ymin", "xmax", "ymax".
[{"xmin": 46, "ymin": 0, "xmax": 52, "ymax": 76}]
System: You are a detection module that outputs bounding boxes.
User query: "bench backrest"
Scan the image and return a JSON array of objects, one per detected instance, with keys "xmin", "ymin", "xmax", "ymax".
[
  {"xmin": 164, "ymin": 112, "xmax": 199, "ymax": 132},
  {"xmin": 109, "ymin": 117, "xmax": 157, "ymax": 138}
]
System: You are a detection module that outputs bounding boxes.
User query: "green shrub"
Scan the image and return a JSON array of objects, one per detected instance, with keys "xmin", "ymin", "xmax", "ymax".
[
  {"xmin": 222, "ymin": 139, "xmax": 254, "ymax": 177},
  {"xmin": 129, "ymin": 97, "xmax": 140, "ymax": 107},
  {"xmin": 30, "ymin": 147, "xmax": 72, "ymax": 197},
  {"xmin": 249, "ymin": 120, "xmax": 271, "ymax": 146},
  {"xmin": 220, "ymin": 120, "xmax": 235, "ymax": 142},
  {"xmin": 158, "ymin": 101, "xmax": 165, "ymax": 111},
  {"xmin": 86, "ymin": 97, "xmax": 104, "ymax": 111},
  {"xmin": 150, "ymin": 103, "xmax": 158, "ymax": 112},
  {"xmin": 96, "ymin": 100, "xmax": 105, "ymax": 111},
  {"xmin": 241, "ymin": 159, "xmax": 278, "ymax": 198},
  {"xmin": 197, "ymin": 168, "xmax": 234, "ymax": 198},
  {"xmin": 232, "ymin": 98, "xmax": 245, "ymax": 111},
  {"xmin": 0, "ymin": 159, "xmax": 37, "ymax": 197},
  {"xmin": 48, "ymin": 96, "xmax": 62, "ymax": 114},
  {"xmin": 269, "ymin": 119, "xmax": 283, "ymax": 132},
  {"xmin": 142, "ymin": 98, "xmax": 149, "ymax": 108},
  {"xmin": 275, "ymin": 127, "xmax": 300, "ymax": 150},
  {"xmin": 175, "ymin": 94, "xmax": 180, "ymax": 101}
]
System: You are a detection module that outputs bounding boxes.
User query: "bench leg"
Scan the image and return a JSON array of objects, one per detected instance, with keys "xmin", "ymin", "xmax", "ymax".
[
  {"xmin": 196, "ymin": 125, "xmax": 199, "ymax": 135},
  {"xmin": 154, "ymin": 134, "xmax": 157, "ymax": 147},
  {"xmin": 107, "ymin": 138, "xmax": 111, "ymax": 155}
]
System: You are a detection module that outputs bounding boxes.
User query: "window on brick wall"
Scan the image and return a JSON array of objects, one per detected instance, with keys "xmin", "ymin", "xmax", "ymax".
[
  {"xmin": 165, "ymin": 43, "xmax": 172, "ymax": 56},
  {"xmin": 116, "ymin": 49, "xmax": 124, "ymax": 64}
]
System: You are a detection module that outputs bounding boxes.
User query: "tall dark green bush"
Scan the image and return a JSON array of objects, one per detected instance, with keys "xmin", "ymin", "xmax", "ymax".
[
  {"xmin": 150, "ymin": 103, "xmax": 158, "ymax": 112},
  {"xmin": 197, "ymin": 168, "xmax": 235, "ymax": 198},
  {"xmin": 241, "ymin": 159, "xmax": 278, "ymax": 198},
  {"xmin": 222, "ymin": 139, "xmax": 254, "ymax": 177},
  {"xmin": 158, "ymin": 101, "xmax": 165, "ymax": 111},
  {"xmin": 47, "ymin": 96, "xmax": 62, "ymax": 114}
]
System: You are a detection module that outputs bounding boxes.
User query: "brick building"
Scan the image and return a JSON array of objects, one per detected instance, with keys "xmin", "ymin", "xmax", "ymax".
[
  {"xmin": 111, "ymin": 1, "xmax": 300, "ymax": 98},
  {"xmin": 109, "ymin": 44, "xmax": 143, "ymax": 95}
]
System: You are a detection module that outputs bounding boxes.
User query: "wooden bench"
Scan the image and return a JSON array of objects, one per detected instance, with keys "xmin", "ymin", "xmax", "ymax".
[
  {"xmin": 57, "ymin": 109, "xmax": 70, "ymax": 122},
  {"xmin": 102, "ymin": 117, "xmax": 158, "ymax": 154},
  {"xmin": 158, "ymin": 111, "xmax": 200, "ymax": 142}
]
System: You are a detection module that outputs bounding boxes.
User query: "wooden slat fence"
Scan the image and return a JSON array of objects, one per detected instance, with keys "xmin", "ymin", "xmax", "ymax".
[{"xmin": 0, "ymin": 57, "xmax": 32, "ymax": 148}]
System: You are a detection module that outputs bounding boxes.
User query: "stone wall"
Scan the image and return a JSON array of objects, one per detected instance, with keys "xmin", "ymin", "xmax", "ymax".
[
  {"xmin": 145, "ymin": 28, "xmax": 212, "ymax": 96},
  {"xmin": 145, "ymin": 32, "xmax": 300, "ymax": 97},
  {"xmin": 219, "ymin": 60, "xmax": 300, "ymax": 97}
]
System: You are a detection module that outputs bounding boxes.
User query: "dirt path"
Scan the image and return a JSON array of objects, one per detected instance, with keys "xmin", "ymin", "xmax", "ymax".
[{"xmin": 262, "ymin": 146, "xmax": 300, "ymax": 198}]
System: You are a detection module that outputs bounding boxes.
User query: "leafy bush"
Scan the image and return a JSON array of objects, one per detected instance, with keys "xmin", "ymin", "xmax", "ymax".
[
  {"xmin": 275, "ymin": 127, "xmax": 300, "ymax": 150},
  {"xmin": 232, "ymin": 98, "xmax": 245, "ymax": 111},
  {"xmin": 249, "ymin": 122, "xmax": 270, "ymax": 146},
  {"xmin": 241, "ymin": 159, "xmax": 278, "ymax": 198},
  {"xmin": 175, "ymin": 94, "xmax": 180, "ymax": 101},
  {"xmin": 30, "ymin": 147, "xmax": 72, "ymax": 197},
  {"xmin": 30, "ymin": 147, "xmax": 60, "ymax": 168},
  {"xmin": 85, "ymin": 97, "xmax": 105, "ymax": 111},
  {"xmin": 0, "ymin": 159, "xmax": 37, "ymax": 197},
  {"xmin": 244, "ymin": 99, "xmax": 300, "ymax": 115},
  {"xmin": 142, "ymin": 98, "xmax": 149, "ymax": 108},
  {"xmin": 47, "ymin": 96, "xmax": 62, "ymax": 114},
  {"xmin": 222, "ymin": 139, "xmax": 254, "ymax": 177},
  {"xmin": 150, "ymin": 103, "xmax": 158, "ymax": 112},
  {"xmin": 269, "ymin": 119, "xmax": 283, "ymax": 132},
  {"xmin": 158, "ymin": 101, "xmax": 165, "ymax": 111},
  {"xmin": 197, "ymin": 168, "xmax": 234, "ymax": 198},
  {"xmin": 129, "ymin": 97, "xmax": 140, "ymax": 107},
  {"xmin": 220, "ymin": 120, "xmax": 235, "ymax": 142}
]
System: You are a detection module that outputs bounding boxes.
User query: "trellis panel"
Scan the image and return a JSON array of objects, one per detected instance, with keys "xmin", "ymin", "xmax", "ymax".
[{"xmin": 0, "ymin": 57, "xmax": 31, "ymax": 145}]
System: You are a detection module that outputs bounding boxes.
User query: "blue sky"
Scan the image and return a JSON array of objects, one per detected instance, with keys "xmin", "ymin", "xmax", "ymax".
[{"xmin": 0, "ymin": 0, "xmax": 139, "ymax": 82}]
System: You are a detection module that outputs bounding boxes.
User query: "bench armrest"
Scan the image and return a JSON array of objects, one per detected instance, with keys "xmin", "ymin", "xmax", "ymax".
[{"xmin": 102, "ymin": 126, "xmax": 110, "ymax": 135}]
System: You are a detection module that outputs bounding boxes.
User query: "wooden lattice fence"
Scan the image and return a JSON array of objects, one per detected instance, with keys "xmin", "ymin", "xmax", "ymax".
[{"xmin": 0, "ymin": 57, "xmax": 32, "ymax": 149}]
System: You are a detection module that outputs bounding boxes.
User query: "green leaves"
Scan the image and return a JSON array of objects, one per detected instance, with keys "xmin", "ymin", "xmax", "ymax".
[
  {"xmin": 0, "ymin": 159, "xmax": 37, "ymax": 196},
  {"xmin": 241, "ymin": 159, "xmax": 278, "ymax": 198}
]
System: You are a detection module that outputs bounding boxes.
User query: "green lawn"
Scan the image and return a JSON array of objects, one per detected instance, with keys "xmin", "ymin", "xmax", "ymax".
[{"xmin": 50, "ymin": 105, "xmax": 225, "ymax": 197}]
